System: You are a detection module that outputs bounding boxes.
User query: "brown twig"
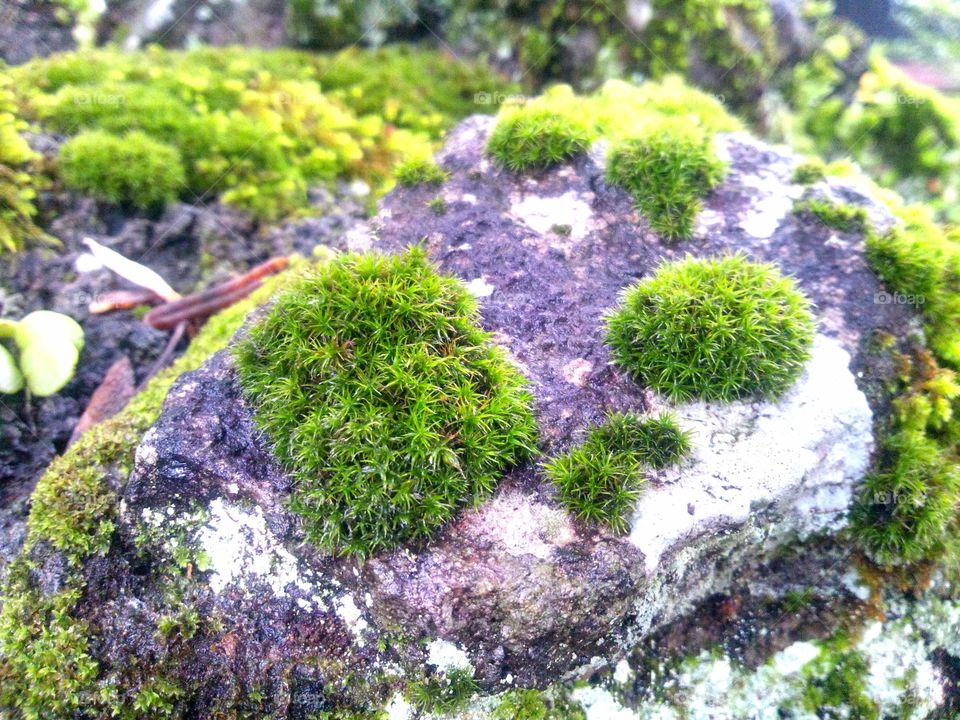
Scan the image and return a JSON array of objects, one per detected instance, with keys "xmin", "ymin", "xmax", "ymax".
[{"xmin": 143, "ymin": 257, "xmax": 288, "ymax": 330}]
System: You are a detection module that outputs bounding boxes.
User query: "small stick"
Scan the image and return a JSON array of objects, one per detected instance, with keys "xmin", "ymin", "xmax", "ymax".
[
  {"xmin": 139, "ymin": 320, "xmax": 187, "ymax": 388},
  {"xmin": 89, "ymin": 288, "xmax": 163, "ymax": 314}
]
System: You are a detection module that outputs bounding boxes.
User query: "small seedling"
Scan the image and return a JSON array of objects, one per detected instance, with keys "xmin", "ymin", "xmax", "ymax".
[
  {"xmin": 546, "ymin": 412, "xmax": 690, "ymax": 533},
  {"xmin": 487, "ymin": 107, "xmax": 593, "ymax": 171},
  {"xmin": 0, "ymin": 310, "xmax": 84, "ymax": 396},
  {"xmin": 607, "ymin": 254, "xmax": 815, "ymax": 402},
  {"xmin": 606, "ymin": 128, "xmax": 726, "ymax": 241}
]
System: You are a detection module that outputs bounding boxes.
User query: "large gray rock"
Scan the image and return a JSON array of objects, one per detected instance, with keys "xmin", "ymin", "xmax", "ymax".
[{"xmin": 17, "ymin": 116, "xmax": 957, "ymax": 717}]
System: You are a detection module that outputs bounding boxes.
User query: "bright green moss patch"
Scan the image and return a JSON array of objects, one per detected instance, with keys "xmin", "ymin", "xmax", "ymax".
[
  {"xmin": 0, "ymin": 263, "xmax": 308, "ymax": 719},
  {"xmin": 59, "ymin": 130, "xmax": 186, "ymax": 210},
  {"xmin": 798, "ymin": 639, "xmax": 879, "ymax": 719},
  {"xmin": 865, "ymin": 205, "xmax": 960, "ymax": 366},
  {"xmin": 794, "ymin": 198, "xmax": 868, "ymax": 234},
  {"xmin": 408, "ymin": 669, "xmax": 480, "ymax": 715},
  {"xmin": 792, "ymin": 160, "xmax": 827, "ymax": 185},
  {"xmin": 234, "ymin": 248, "xmax": 537, "ymax": 557},
  {"xmin": 0, "ymin": 70, "xmax": 53, "ymax": 254},
  {"xmin": 606, "ymin": 129, "xmax": 726, "ymax": 241},
  {"xmin": 851, "ymin": 428, "xmax": 960, "ymax": 566},
  {"xmin": 545, "ymin": 412, "xmax": 690, "ymax": 533},
  {"xmin": 607, "ymin": 254, "xmax": 815, "ymax": 402},
  {"xmin": 10, "ymin": 45, "xmax": 511, "ymax": 220},
  {"xmin": 395, "ymin": 157, "xmax": 449, "ymax": 187},
  {"xmin": 492, "ymin": 688, "xmax": 587, "ymax": 720},
  {"xmin": 487, "ymin": 108, "xmax": 593, "ymax": 171}
]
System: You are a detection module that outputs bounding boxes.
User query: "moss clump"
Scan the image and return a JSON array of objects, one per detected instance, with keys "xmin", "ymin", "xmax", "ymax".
[
  {"xmin": 234, "ymin": 248, "xmax": 537, "ymax": 557},
  {"xmin": 865, "ymin": 205, "xmax": 960, "ymax": 366},
  {"xmin": 59, "ymin": 130, "xmax": 186, "ymax": 210},
  {"xmin": 792, "ymin": 160, "xmax": 827, "ymax": 185},
  {"xmin": 795, "ymin": 198, "xmax": 868, "ymax": 234},
  {"xmin": 0, "ymin": 70, "xmax": 53, "ymax": 254},
  {"xmin": 395, "ymin": 157, "xmax": 449, "ymax": 187},
  {"xmin": 10, "ymin": 45, "xmax": 512, "ymax": 220},
  {"xmin": 487, "ymin": 107, "xmax": 593, "ymax": 171},
  {"xmin": 606, "ymin": 129, "xmax": 726, "ymax": 241},
  {"xmin": 799, "ymin": 639, "xmax": 879, "ymax": 719},
  {"xmin": 545, "ymin": 412, "xmax": 690, "ymax": 533},
  {"xmin": 408, "ymin": 668, "xmax": 479, "ymax": 715},
  {"xmin": 851, "ymin": 429, "xmax": 960, "ymax": 566},
  {"xmin": 493, "ymin": 688, "xmax": 587, "ymax": 720},
  {"xmin": 607, "ymin": 254, "xmax": 815, "ymax": 402}
]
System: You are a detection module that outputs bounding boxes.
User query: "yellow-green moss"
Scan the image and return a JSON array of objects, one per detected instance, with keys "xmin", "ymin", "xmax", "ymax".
[
  {"xmin": 794, "ymin": 198, "xmax": 868, "ymax": 234},
  {"xmin": 10, "ymin": 45, "xmax": 513, "ymax": 221}
]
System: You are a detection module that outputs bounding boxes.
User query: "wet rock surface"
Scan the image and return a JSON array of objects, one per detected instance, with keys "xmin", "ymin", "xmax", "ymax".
[
  {"xmin": 0, "ymin": 0, "xmax": 75, "ymax": 65},
  {"xmin": 40, "ymin": 115, "xmax": 947, "ymax": 715}
]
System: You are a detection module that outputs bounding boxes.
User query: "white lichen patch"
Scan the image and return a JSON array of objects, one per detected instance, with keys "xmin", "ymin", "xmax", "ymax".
[
  {"xmin": 465, "ymin": 276, "xmax": 496, "ymax": 299},
  {"xmin": 858, "ymin": 620, "xmax": 943, "ymax": 715},
  {"xmin": 510, "ymin": 190, "xmax": 595, "ymax": 250},
  {"xmin": 427, "ymin": 639, "xmax": 473, "ymax": 674},
  {"xmin": 629, "ymin": 334, "xmax": 873, "ymax": 573},
  {"xmin": 197, "ymin": 498, "xmax": 319, "ymax": 600},
  {"xmin": 913, "ymin": 594, "xmax": 960, "ymax": 659},
  {"xmin": 335, "ymin": 593, "xmax": 370, "ymax": 647},
  {"xmin": 562, "ymin": 358, "xmax": 593, "ymax": 387},
  {"xmin": 463, "ymin": 491, "xmax": 576, "ymax": 560}
]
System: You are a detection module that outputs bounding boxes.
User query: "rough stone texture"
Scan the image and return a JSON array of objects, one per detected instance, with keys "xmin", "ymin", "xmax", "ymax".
[
  {"xmin": 0, "ymin": 0, "xmax": 75, "ymax": 65},
  {"xmin": 36, "ymin": 112, "xmax": 953, "ymax": 718}
]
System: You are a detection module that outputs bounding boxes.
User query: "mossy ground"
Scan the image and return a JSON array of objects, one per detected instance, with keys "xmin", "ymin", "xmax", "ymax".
[
  {"xmin": 7, "ymin": 45, "xmax": 513, "ymax": 223},
  {"xmin": 0, "ymin": 262, "xmax": 310, "ymax": 718},
  {"xmin": 234, "ymin": 248, "xmax": 537, "ymax": 557},
  {"xmin": 606, "ymin": 254, "xmax": 816, "ymax": 402}
]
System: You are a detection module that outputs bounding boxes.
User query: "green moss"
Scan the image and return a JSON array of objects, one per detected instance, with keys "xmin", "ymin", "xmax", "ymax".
[
  {"xmin": 794, "ymin": 198, "xmax": 868, "ymax": 234},
  {"xmin": 851, "ymin": 429, "xmax": 960, "ymax": 566},
  {"xmin": 408, "ymin": 668, "xmax": 479, "ymax": 715},
  {"xmin": 0, "ymin": 263, "xmax": 309, "ymax": 719},
  {"xmin": 395, "ymin": 157, "xmax": 449, "ymax": 187},
  {"xmin": 605, "ymin": 128, "xmax": 726, "ymax": 241},
  {"xmin": 792, "ymin": 160, "xmax": 827, "ymax": 185},
  {"xmin": 59, "ymin": 130, "xmax": 186, "ymax": 210},
  {"xmin": 234, "ymin": 248, "xmax": 537, "ymax": 557},
  {"xmin": 10, "ymin": 45, "xmax": 511, "ymax": 221},
  {"xmin": 799, "ymin": 639, "xmax": 879, "ymax": 719},
  {"xmin": 607, "ymin": 254, "xmax": 816, "ymax": 402},
  {"xmin": 545, "ymin": 412, "xmax": 690, "ymax": 533},
  {"xmin": 0, "ymin": 70, "xmax": 53, "ymax": 254},
  {"xmin": 487, "ymin": 107, "xmax": 594, "ymax": 171},
  {"xmin": 428, "ymin": 196, "xmax": 447, "ymax": 215},
  {"xmin": 493, "ymin": 688, "xmax": 586, "ymax": 720}
]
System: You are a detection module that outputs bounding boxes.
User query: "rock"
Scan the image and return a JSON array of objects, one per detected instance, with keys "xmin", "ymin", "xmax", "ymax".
[
  {"xmin": 0, "ymin": 0, "xmax": 75, "ymax": 65},
  {"xmin": 4, "ymin": 115, "xmax": 955, "ymax": 717}
]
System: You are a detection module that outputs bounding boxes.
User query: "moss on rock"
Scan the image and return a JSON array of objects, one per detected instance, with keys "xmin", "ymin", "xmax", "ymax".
[{"xmin": 234, "ymin": 248, "xmax": 537, "ymax": 557}]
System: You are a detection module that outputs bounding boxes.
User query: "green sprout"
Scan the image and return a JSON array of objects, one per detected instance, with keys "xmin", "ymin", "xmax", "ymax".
[
  {"xmin": 0, "ymin": 310, "xmax": 85, "ymax": 396},
  {"xmin": 408, "ymin": 669, "xmax": 480, "ymax": 714},
  {"xmin": 605, "ymin": 128, "xmax": 726, "ymax": 241},
  {"xmin": 606, "ymin": 254, "xmax": 815, "ymax": 402},
  {"xmin": 545, "ymin": 412, "xmax": 690, "ymax": 533},
  {"xmin": 487, "ymin": 107, "xmax": 593, "ymax": 171},
  {"xmin": 395, "ymin": 157, "xmax": 450, "ymax": 187},
  {"xmin": 234, "ymin": 248, "xmax": 537, "ymax": 557}
]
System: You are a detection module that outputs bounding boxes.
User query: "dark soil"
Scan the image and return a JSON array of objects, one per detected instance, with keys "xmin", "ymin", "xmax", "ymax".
[{"xmin": 0, "ymin": 0, "xmax": 75, "ymax": 65}]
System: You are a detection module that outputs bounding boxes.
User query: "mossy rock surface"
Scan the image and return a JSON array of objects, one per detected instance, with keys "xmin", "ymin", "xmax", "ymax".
[{"xmin": 6, "ymin": 103, "xmax": 959, "ymax": 718}]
